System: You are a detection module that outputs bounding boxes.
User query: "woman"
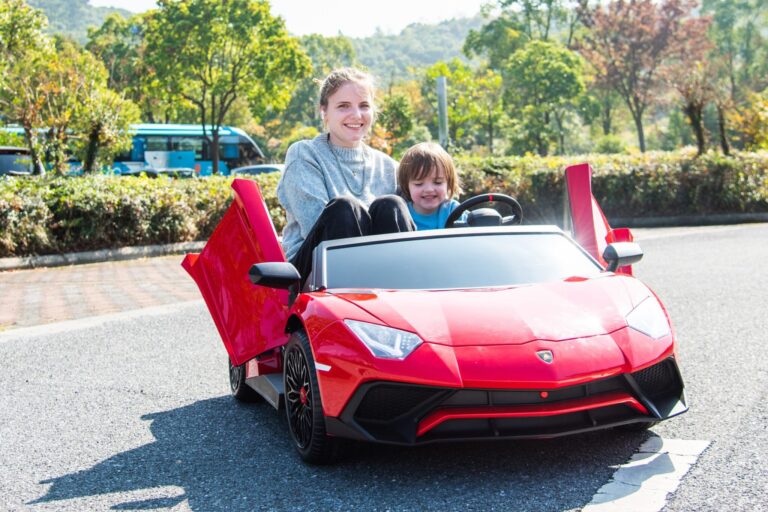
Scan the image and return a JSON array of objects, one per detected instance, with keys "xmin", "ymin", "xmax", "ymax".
[{"xmin": 277, "ymin": 67, "xmax": 414, "ymax": 281}]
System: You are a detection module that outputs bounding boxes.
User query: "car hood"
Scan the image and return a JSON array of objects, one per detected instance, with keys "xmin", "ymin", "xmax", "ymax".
[{"xmin": 331, "ymin": 275, "xmax": 651, "ymax": 346}]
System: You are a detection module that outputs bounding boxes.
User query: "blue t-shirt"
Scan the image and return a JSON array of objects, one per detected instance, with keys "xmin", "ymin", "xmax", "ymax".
[{"xmin": 407, "ymin": 199, "xmax": 460, "ymax": 230}]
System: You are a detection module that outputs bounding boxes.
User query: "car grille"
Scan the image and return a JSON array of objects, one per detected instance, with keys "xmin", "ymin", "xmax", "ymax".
[{"xmin": 341, "ymin": 357, "xmax": 685, "ymax": 444}]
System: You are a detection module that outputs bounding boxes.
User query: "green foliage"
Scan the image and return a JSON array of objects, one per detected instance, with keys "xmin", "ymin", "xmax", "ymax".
[
  {"xmin": 1, "ymin": 0, "xmax": 48, "ymax": 64},
  {"xmin": 505, "ymin": 40, "xmax": 586, "ymax": 156},
  {"xmin": 352, "ymin": 16, "xmax": 484, "ymax": 84},
  {"xmin": 594, "ymin": 134, "xmax": 627, "ymax": 154},
  {"xmin": 455, "ymin": 150, "xmax": 768, "ymax": 223},
  {"xmin": 144, "ymin": 0, "xmax": 311, "ymax": 173},
  {"xmin": 421, "ymin": 60, "xmax": 506, "ymax": 152},
  {"xmin": 3, "ymin": 151, "xmax": 766, "ymax": 258},
  {"xmin": 28, "ymin": 0, "xmax": 130, "ymax": 44},
  {"xmin": 464, "ymin": 12, "xmax": 526, "ymax": 69},
  {"xmin": 0, "ymin": 172, "xmax": 282, "ymax": 257}
]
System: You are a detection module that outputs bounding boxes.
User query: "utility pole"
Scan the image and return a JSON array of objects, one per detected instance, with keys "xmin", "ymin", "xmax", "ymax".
[{"xmin": 436, "ymin": 76, "xmax": 449, "ymax": 149}]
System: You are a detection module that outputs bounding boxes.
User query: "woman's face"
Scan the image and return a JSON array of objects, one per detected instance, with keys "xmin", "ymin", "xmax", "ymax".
[
  {"xmin": 408, "ymin": 167, "xmax": 449, "ymax": 215},
  {"xmin": 322, "ymin": 81, "xmax": 373, "ymax": 148}
]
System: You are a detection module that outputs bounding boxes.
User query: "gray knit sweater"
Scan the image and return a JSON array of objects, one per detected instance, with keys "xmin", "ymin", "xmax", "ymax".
[{"xmin": 277, "ymin": 133, "xmax": 398, "ymax": 260}]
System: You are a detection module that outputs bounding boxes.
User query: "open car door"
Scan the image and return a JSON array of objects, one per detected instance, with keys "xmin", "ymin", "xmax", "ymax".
[
  {"xmin": 182, "ymin": 179, "xmax": 290, "ymax": 365},
  {"xmin": 566, "ymin": 163, "xmax": 635, "ymax": 275}
]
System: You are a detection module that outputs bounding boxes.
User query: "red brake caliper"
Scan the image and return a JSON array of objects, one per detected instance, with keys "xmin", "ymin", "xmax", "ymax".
[{"xmin": 299, "ymin": 387, "xmax": 308, "ymax": 405}]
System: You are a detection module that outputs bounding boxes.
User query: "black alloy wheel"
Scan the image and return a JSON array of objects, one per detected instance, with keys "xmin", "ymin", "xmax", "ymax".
[
  {"xmin": 283, "ymin": 330, "xmax": 340, "ymax": 464},
  {"xmin": 228, "ymin": 357, "xmax": 260, "ymax": 401}
]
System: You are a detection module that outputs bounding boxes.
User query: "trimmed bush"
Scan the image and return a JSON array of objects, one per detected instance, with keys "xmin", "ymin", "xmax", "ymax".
[
  {"xmin": 0, "ymin": 150, "xmax": 765, "ymax": 257},
  {"xmin": 455, "ymin": 150, "xmax": 768, "ymax": 224},
  {"xmin": 0, "ymin": 172, "xmax": 281, "ymax": 257}
]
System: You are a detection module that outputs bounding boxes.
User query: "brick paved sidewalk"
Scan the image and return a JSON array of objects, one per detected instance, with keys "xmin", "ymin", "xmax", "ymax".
[{"xmin": 0, "ymin": 255, "xmax": 201, "ymax": 331}]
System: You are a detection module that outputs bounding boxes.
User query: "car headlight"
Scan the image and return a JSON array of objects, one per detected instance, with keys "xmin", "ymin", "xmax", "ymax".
[
  {"xmin": 344, "ymin": 320, "xmax": 423, "ymax": 359},
  {"xmin": 626, "ymin": 297, "xmax": 671, "ymax": 339}
]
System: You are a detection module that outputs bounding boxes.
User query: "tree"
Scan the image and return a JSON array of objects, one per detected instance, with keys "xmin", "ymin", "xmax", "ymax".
[
  {"xmin": 578, "ymin": 0, "xmax": 707, "ymax": 152},
  {"xmin": 0, "ymin": 0, "xmax": 49, "ymax": 171},
  {"xmin": 75, "ymin": 88, "xmax": 140, "ymax": 173},
  {"xmin": 505, "ymin": 40, "xmax": 586, "ymax": 155},
  {"xmin": 464, "ymin": 8, "xmax": 527, "ymax": 70},
  {"xmin": 376, "ymin": 93, "xmax": 414, "ymax": 151},
  {"xmin": 144, "ymin": 0, "xmax": 311, "ymax": 174},
  {"xmin": 2, "ymin": 35, "xmax": 135, "ymax": 175},
  {"xmin": 464, "ymin": 0, "xmax": 586, "ymax": 69},
  {"xmin": 702, "ymin": 0, "xmax": 768, "ymax": 102},
  {"xmin": 664, "ymin": 15, "xmax": 714, "ymax": 155},
  {"xmin": 0, "ymin": 0, "xmax": 47, "ymax": 70}
]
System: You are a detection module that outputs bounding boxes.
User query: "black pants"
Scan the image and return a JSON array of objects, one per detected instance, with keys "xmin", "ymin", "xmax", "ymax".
[{"xmin": 290, "ymin": 195, "xmax": 415, "ymax": 283}]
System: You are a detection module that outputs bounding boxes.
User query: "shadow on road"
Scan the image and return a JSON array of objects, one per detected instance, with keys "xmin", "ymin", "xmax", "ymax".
[{"xmin": 32, "ymin": 396, "xmax": 654, "ymax": 511}]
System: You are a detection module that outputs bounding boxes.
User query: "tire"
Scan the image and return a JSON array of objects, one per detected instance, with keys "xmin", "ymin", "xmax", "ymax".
[
  {"xmin": 228, "ymin": 357, "xmax": 261, "ymax": 402},
  {"xmin": 283, "ymin": 330, "xmax": 341, "ymax": 464}
]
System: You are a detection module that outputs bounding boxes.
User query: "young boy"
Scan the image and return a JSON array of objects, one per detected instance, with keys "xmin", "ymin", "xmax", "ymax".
[{"xmin": 397, "ymin": 142, "xmax": 461, "ymax": 230}]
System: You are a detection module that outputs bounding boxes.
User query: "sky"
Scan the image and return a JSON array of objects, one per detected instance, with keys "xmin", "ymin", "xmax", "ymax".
[{"xmin": 88, "ymin": 0, "xmax": 491, "ymax": 38}]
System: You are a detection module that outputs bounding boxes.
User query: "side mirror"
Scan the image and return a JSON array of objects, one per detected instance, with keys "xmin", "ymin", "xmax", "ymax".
[
  {"xmin": 602, "ymin": 242, "xmax": 643, "ymax": 272},
  {"xmin": 249, "ymin": 262, "xmax": 301, "ymax": 289}
]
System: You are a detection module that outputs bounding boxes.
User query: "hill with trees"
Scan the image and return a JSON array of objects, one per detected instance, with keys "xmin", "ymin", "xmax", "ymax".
[
  {"xmin": 29, "ymin": 0, "xmax": 132, "ymax": 43},
  {"xmin": 351, "ymin": 16, "xmax": 484, "ymax": 83}
]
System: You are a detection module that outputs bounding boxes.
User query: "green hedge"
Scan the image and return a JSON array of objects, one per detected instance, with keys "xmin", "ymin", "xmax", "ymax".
[
  {"xmin": 455, "ymin": 150, "xmax": 768, "ymax": 224},
  {"xmin": 0, "ymin": 173, "xmax": 281, "ymax": 258},
  {"xmin": 1, "ymin": 150, "xmax": 766, "ymax": 257}
]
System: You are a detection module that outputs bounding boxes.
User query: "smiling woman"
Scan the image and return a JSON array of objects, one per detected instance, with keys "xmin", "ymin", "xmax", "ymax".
[{"xmin": 276, "ymin": 67, "xmax": 415, "ymax": 281}]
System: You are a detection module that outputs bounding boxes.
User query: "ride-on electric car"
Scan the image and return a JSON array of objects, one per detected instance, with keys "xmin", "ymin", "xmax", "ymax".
[{"xmin": 182, "ymin": 163, "xmax": 687, "ymax": 464}]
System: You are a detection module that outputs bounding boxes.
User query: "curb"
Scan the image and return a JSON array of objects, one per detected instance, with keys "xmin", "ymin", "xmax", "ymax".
[
  {"xmin": 0, "ymin": 241, "xmax": 206, "ymax": 271},
  {"xmin": 608, "ymin": 212, "xmax": 768, "ymax": 228}
]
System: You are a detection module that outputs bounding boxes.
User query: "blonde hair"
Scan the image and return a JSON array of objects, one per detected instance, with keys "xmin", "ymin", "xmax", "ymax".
[{"xmin": 398, "ymin": 142, "xmax": 460, "ymax": 201}]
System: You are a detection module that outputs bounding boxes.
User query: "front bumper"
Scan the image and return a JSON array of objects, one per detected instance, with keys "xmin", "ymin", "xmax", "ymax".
[{"xmin": 325, "ymin": 357, "xmax": 687, "ymax": 444}]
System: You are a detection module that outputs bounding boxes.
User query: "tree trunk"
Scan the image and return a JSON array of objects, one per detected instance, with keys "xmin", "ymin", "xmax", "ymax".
[
  {"xmin": 632, "ymin": 111, "xmax": 646, "ymax": 153},
  {"xmin": 83, "ymin": 125, "xmax": 101, "ymax": 173},
  {"xmin": 716, "ymin": 104, "xmax": 730, "ymax": 156},
  {"xmin": 487, "ymin": 109, "xmax": 494, "ymax": 155},
  {"xmin": 211, "ymin": 129, "xmax": 220, "ymax": 175},
  {"xmin": 23, "ymin": 127, "xmax": 44, "ymax": 175},
  {"xmin": 684, "ymin": 103, "xmax": 706, "ymax": 156},
  {"xmin": 601, "ymin": 95, "xmax": 613, "ymax": 135}
]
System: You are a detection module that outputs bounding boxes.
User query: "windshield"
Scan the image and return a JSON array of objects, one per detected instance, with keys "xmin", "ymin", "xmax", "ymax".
[
  {"xmin": 0, "ymin": 153, "xmax": 32, "ymax": 174},
  {"xmin": 321, "ymin": 231, "xmax": 602, "ymax": 290}
]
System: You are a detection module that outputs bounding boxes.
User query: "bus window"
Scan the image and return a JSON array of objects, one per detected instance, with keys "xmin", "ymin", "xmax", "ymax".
[
  {"xmin": 171, "ymin": 136, "xmax": 205, "ymax": 160},
  {"xmin": 145, "ymin": 136, "xmax": 169, "ymax": 151}
]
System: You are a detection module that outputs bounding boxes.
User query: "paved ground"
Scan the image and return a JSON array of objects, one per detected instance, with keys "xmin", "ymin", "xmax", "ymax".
[{"xmin": 0, "ymin": 255, "xmax": 200, "ymax": 331}]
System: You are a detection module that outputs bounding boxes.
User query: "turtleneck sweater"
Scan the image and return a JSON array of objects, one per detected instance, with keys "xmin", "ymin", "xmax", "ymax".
[{"xmin": 277, "ymin": 133, "xmax": 398, "ymax": 260}]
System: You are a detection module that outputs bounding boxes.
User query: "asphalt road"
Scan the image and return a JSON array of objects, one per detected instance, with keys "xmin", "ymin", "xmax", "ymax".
[{"xmin": 1, "ymin": 223, "xmax": 766, "ymax": 511}]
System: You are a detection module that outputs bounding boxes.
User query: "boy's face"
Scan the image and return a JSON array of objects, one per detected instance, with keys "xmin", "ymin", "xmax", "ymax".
[{"xmin": 408, "ymin": 167, "xmax": 449, "ymax": 215}]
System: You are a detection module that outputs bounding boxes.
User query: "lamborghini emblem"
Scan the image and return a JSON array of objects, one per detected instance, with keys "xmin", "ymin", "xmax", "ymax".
[{"xmin": 537, "ymin": 350, "xmax": 554, "ymax": 364}]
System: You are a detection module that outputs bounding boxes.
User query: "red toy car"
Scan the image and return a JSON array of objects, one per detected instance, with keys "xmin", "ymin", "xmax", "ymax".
[{"xmin": 183, "ymin": 163, "xmax": 687, "ymax": 464}]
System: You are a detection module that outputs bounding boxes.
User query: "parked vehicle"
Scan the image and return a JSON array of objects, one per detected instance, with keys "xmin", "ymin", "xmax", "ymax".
[
  {"xmin": 230, "ymin": 164, "xmax": 284, "ymax": 175},
  {"xmin": 0, "ymin": 146, "xmax": 42, "ymax": 176},
  {"xmin": 183, "ymin": 164, "xmax": 687, "ymax": 464},
  {"xmin": 112, "ymin": 124, "xmax": 265, "ymax": 176},
  {"xmin": 119, "ymin": 167, "xmax": 196, "ymax": 179},
  {"xmin": 1, "ymin": 124, "xmax": 266, "ymax": 176}
]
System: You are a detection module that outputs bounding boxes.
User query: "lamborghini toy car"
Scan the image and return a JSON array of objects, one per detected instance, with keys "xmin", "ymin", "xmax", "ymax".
[{"xmin": 183, "ymin": 163, "xmax": 687, "ymax": 464}]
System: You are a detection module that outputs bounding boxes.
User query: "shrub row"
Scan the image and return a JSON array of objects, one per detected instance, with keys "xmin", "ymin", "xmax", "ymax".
[
  {"xmin": 1, "ymin": 150, "xmax": 766, "ymax": 257},
  {"xmin": 456, "ymin": 150, "xmax": 768, "ymax": 224},
  {"xmin": 0, "ymin": 173, "xmax": 281, "ymax": 258}
]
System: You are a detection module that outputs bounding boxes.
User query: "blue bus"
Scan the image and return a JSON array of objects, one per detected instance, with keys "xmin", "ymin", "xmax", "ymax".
[
  {"xmin": 114, "ymin": 124, "xmax": 266, "ymax": 176},
  {"xmin": 1, "ymin": 123, "xmax": 266, "ymax": 176}
]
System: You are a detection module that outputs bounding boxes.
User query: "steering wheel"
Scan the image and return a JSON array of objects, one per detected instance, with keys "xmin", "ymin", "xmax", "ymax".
[{"xmin": 444, "ymin": 193, "xmax": 523, "ymax": 228}]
